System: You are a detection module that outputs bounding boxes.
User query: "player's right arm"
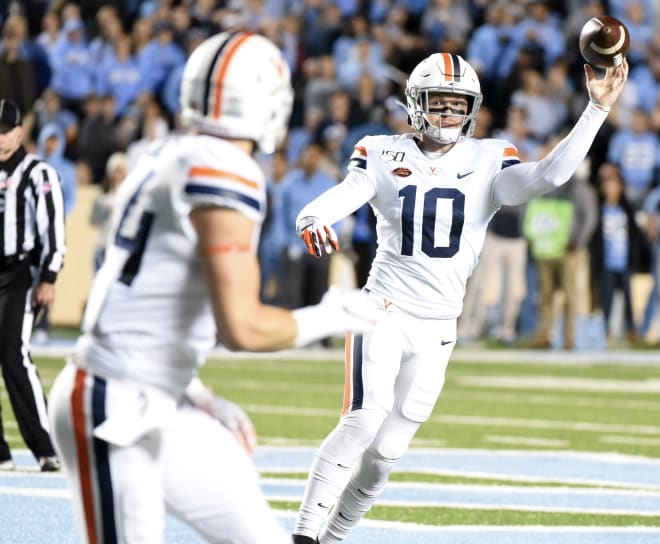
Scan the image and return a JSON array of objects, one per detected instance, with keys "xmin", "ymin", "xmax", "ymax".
[
  {"xmin": 492, "ymin": 60, "xmax": 628, "ymax": 206},
  {"xmin": 190, "ymin": 205, "xmax": 298, "ymax": 351},
  {"xmin": 296, "ymin": 148, "xmax": 378, "ymax": 258},
  {"xmin": 190, "ymin": 206, "xmax": 376, "ymax": 351}
]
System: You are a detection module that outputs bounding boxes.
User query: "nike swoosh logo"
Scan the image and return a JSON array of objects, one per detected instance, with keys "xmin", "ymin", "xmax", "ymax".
[
  {"xmin": 457, "ymin": 171, "xmax": 474, "ymax": 179},
  {"xmin": 337, "ymin": 462, "xmax": 350, "ymax": 469},
  {"xmin": 338, "ymin": 511, "xmax": 352, "ymax": 521},
  {"xmin": 441, "ymin": 339, "xmax": 455, "ymax": 346},
  {"xmin": 317, "ymin": 502, "xmax": 330, "ymax": 509}
]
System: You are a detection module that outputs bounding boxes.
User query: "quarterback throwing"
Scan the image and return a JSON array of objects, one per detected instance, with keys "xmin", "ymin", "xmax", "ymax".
[{"xmin": 293, "ymin": 53, "xmax": 628, "ymax": 544}]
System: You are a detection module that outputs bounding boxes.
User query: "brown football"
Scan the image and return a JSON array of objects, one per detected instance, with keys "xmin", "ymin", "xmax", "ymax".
[{"xmin": 579, "ymin": 16, "xmax": 630, "ymax": 68}]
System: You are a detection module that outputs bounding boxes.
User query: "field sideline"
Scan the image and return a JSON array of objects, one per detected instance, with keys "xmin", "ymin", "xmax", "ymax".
[{"xmin": 1, "ymin": 346, "xmax": 659, "ymax": 542}]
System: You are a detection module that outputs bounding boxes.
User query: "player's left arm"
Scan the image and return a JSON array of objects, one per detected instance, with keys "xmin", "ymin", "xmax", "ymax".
[{"xmin": 492, "ymin": 60, "xmax": 628, "ymax": 206}]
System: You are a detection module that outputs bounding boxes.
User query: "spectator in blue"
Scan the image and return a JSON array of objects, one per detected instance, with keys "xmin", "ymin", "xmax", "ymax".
[
  {"xmin": 287, "ymin": 107, "xmax": 324, "ymax": 166},
  {"xmin": 336, "ymin": 34, "xmax": 389, "ymax": 92},
  {"xmin": 590, "ymin": 163, "xmax": 646, "ymax": 343},
  {"xmin": 32, "ymin": 87, "xmax": 78, "ymax": 154},
  {"xmin": 607, "ymin": 107, "xmax": 660, "ymax": 207},
  {"xmin": 629, "ymin": 42, "xmax": 659, "ymax": 114},
  {"xmin": 0, "ymin": 15, "xmax": 38, "ymax": 116},
  {"xmin": 619, "ymin": 2, "xmax": 654, "ymax": 67},
  {"xmin": 609, "ymin": 0, "xmax": 653, "ymax": 23},
  {"xmin": 421, "ymin": 0, "xmax": 472, "ymax": 50},
  {"xmin": 466, "ymin": 2, "xmax": 515, "ymax": 84},
  {"xmin": 332, "ymin": 15, "xmax": 371, "ymax": 71},
  {"xmin": 96, "ymin": 33, "xmax": 143, "ymax": 117},
  {"xmin": 395, "ymin": 0, "xmax": 429, "ymax": 29},
  {"xmin": 89, "ymin": 5, "xmax": 124, "ymax": 66},
  {"xmin": 49, "ymin": 18, "xmax": 95, "ymax": 115},
  {"xmin": 2, "ymin": 12, "xmax": 51, "ymax": 97},
  {"xmin": 642, "ymin": 182, "xmax": 660, "ymax": 343},
  {"xmin": 302, "ymin": 2, "xmax": 342, "ymax": 57},
  {"xmin": 277, "ymin": 142, "xmax": 338, "ymax": 313},
  {"xmin": 137, "ymin": 20, "xmax": 185, "ymax": 97},
  {"xmin": 37, "ymin": 122, "xmax": 77, "ymax": 216},
  {"xmin": 258, "ymin": 149, "xmax": 289, "ymax": 304},
  {"xmin": 497, "ymin": 0, "xmax": 564, "ymax": 80},
  {"xmin": 161, "ymin": 29, "xmax": 207, "ymax": 119},
  {"xmin": 510, "ymin": 68, "xmax": 566, "ymax": 143}
]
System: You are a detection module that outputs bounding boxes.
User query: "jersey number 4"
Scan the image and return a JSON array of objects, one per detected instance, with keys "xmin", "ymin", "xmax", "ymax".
[
  {"xmin": 114, "ymin": 171, "xmax": 155, "ymax": 285},
  {"xmin": 399, "ymin": 186, "xmax": 465, "ymax": 258}
]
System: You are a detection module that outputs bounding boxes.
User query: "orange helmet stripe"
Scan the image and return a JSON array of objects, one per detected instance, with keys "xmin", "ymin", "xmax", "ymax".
[
  {"xmin": 212, "ymin": 33, "xmax": 252, "ymax": 119},
  {"xmin": 441, "ymin": 53, "xmax": 453, "ymax": 81}
]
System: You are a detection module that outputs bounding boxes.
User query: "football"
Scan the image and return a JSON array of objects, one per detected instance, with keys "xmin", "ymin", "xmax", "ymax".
[{"xmin": 579, "ymin": 16, "xmax": 630, "ymax": 68}]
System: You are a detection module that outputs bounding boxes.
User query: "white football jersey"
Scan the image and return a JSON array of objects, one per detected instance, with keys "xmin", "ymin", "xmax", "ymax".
[
  {"xmin": 76, "ymin": 135, "xmax": 266, "ymax": 396},
  {"xmin": 350, "ymin": 133, "xmax": 520, "ymax": 319}
]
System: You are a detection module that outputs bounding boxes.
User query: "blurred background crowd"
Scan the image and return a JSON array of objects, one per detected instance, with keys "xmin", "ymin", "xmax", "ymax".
[{"xmin": 1, "ymin": 0, "xmax": 658, "ymax": 349}]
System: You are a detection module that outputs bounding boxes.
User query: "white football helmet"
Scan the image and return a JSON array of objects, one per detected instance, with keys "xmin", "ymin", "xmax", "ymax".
[
  {"xmin": 405, "ymin": 53, "xmax": 483, "ymax": 145},
  {"xmin": 180, "ymin": 32, "xmax": 293, "ymax": 154}
]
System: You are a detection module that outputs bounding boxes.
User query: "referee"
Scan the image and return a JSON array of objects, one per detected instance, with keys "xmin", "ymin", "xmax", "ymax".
[{"xmin": 0, "ymin": 99, "xmax": 66, "ymax": 472}]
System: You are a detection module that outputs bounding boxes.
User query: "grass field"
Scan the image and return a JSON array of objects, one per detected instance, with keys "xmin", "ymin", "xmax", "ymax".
[{"xmin": 3, "ymin": 350, "xmax": 660, "ymax": 537}]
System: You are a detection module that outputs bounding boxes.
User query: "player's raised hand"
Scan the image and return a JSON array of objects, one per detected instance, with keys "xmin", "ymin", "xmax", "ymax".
[
  {"xmin": 585, "ymin": 58, "xmax": 628, "ymax": 108},
  {"xmin": 296, "ymin": 215, "xmax": 339, "ymax": 258}
]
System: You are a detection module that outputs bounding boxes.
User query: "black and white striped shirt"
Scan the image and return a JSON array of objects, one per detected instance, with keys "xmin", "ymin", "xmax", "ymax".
[{"xmin": 0, "ymin": 147, "xmax": 66, "ymax": 282}]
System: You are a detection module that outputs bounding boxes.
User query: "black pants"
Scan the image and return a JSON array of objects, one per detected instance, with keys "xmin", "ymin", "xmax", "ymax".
[
  {"xmin": 600, "ymin": 269, "xmax": 635, "ymax": 334},
  {"xmin": 0, "ymin": 260, "xmax": 55, "ymax": 461},
  {"xmin": 277, "ymin": 251, "xmax": 330, "ymax": 310}
]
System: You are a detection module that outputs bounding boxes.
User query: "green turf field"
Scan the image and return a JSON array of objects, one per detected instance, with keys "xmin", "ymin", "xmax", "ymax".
[{"xmin": 4, "ymin": 353, "xmax": 660, "ymax": 529}]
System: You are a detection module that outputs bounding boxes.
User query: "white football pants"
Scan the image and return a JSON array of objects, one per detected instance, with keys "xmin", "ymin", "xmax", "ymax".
[
  {"xmin": 294, "ymin": 292, "xmax": 457, "ymax": 542},
  {"xmin": 48, "ymin": 362, "xmax": 291, "ymax": 543}
]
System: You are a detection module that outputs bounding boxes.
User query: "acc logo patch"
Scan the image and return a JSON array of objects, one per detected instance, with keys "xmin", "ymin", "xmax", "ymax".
[{"xmin": 392, "ymin": 167, "xmax": 412, "ymax": 177}]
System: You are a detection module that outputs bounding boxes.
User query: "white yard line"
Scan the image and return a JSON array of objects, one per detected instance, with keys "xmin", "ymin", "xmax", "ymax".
[
  {"xmin": 455, "ymin": 375, "xmax": 660, "ymax": 393},
  {"xmin": 31, "ymin": 344, "xmax": 660, "ymax": 366},
  {"xmin": 441, "ymin": 390, "xmax": 660, "ymax": 411},
  {"xmin": 242, "ymin": 403, "xmax": 660, "ymax": 436},
  {"xmin": 601, "ymin": 435, "xmax": 660, "ymax": 446},
  {"xmin": 484, "ymin": 435, "xmax": 569, "ymax": 447}
]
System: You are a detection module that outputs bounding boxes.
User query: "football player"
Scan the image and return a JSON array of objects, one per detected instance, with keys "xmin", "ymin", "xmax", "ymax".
[
  {"xmin": 47, "ymin": 32, "xmax": 376, "ymax": 544},
  {"xmin": 292, "ymin": 53, "xmax": 628, "ymax": 543}
]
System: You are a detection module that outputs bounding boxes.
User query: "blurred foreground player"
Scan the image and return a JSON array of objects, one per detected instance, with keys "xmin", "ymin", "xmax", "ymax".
[
  {"xmin": 292, "ymin": 52, "xmax": 628, "ymax": 543},
  {"xmin": 48, "ymin": 32, "xmax": 375, "ymax": 543}
]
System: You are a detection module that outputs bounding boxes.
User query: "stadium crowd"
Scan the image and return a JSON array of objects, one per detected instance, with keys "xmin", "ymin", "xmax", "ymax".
[{"xmin": 1, "ymin": 0, "xmax": 658, "ymax": 348}]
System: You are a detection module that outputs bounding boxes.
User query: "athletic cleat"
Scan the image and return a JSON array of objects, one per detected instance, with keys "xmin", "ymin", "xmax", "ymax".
[
  {"xmin": 0, "ymin": 458, "xmax": 15, "ymax": 471},
  {"xmin": 39, "ymin": 456, "xmax": 61, "ymax": 472},
  {"xmin": 292, "ymin": 535, "xmax": 319, "ymax": 544}
]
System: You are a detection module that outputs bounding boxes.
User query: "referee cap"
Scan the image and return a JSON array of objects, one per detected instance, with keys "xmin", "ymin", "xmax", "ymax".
[{"xmin": 0, "ymin": 99, "xmax": 22, "ymax": 133}]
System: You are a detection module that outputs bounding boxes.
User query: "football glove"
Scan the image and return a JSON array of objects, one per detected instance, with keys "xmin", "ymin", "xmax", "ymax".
[
  {"xmin": 185, "ymin": 378, "xmax": 257, "ymax": 454},
  {"xmin": 207, "ymin": 395, "xmax": 257, "ymax": 454},
  {"xmin": 296, "ymin": 215, "xmax": 340, "ymax": 258}
]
